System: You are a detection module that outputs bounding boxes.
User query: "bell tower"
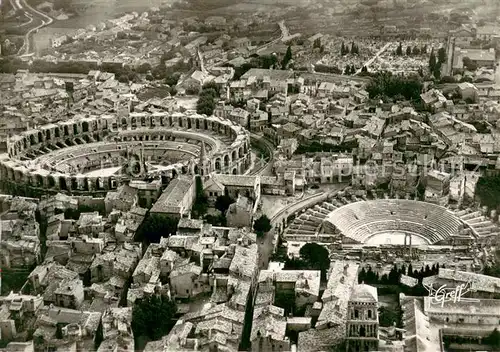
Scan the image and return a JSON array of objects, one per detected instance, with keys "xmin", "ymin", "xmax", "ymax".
[{"xmin": 346, "ymin": 284, "xmax": 379, "ymax": 352}]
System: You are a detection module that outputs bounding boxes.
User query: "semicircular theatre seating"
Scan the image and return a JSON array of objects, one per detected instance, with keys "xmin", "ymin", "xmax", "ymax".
[
  {"xmin": 324, "ymin": 199, "xmax": 465, "ymax": 244},
  {"xmin": 283, "ymin": 194, "xmax": 367, "ymax": 242},
  {"xmin": 455, "ymin": 208, "xmax": 500, "ymax": 239}
]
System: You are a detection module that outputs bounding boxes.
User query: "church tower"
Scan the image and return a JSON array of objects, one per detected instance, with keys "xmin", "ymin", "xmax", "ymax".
[{"xmin": 346, "ymin": 284, "xmax": 379, "ymax": 352}]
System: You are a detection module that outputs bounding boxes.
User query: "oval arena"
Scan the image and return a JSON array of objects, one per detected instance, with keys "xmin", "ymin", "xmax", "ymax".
[
  {"xmin": 0, "ymin": 113, "xmax": 251, "ymax": 196},
  {"xmin": 284, "ymin": 192, "xmax": 483, "ymax": 247}
]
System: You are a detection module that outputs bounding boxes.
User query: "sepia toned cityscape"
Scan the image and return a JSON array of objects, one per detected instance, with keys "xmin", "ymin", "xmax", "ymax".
[{"xmin": 1, "ymin": 0, "xmax": 500, "ymax": 351}]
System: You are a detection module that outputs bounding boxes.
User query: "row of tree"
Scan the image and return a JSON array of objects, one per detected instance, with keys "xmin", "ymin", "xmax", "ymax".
[
  {"xmin": 341, "ymin": 42, "xmax": 360, "ymax": 56},
  {"xmin": 395, "ymin": 43, "xmax": 428, "ymax": 56},
  {"xmin": 359, "ymin": 262, "xmax": 442, "ymax": 285}
]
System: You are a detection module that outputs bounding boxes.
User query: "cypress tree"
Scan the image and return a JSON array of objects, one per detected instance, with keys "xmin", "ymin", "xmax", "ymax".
[{"xmin": 429, "ymin": 49, "xmax": 436, "ymax": 72}]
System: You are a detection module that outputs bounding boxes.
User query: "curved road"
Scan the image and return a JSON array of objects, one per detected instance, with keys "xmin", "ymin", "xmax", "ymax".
[
  {"xmin": 14, "ymin": 0, "xmax": 53, "ymax": 55},
  {"xmin": 249, "ymin": 133, "xmax": 274, "ymax": 176}
]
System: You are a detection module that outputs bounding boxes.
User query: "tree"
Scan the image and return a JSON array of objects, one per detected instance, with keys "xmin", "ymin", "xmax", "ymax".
[
  {"xmin": 164, "ymin": 73, "xmax": 180, "ymax": 87},
  {"xmin": 341, "ymin": 42, "xmax": 346, "ymax": 56},
  {"xmin": 253, "ymin": 214, "xmax": 272, "ymax": 237},
  {"xmin": 429, "ymin": 49, "xmax": 436, "ymax": 72},
  {"xmin": 351, "ymin": 42, "xmax": 359, "ymax": 55},
  {"xmin": 215, "ymin": 195, "xmax": 235, "ymax": 214},
  {"xmin": 433, "ymin": 64, "xmax": 441, "ymax": 80},
  {"xmin": 350, "ymin": 65, "xmax": 356, "ymax": 74},
  {"xmin": 358, "ymin": 267, "xmax": 367, "ymax": 283},
  {"xmin": 344, "ymin": 66, "xmax": 351, "ymax": 75},
  {"xmin": 366, "ymin": 71, "xmax": 423, "ymax": 101},
  {"xmin": 396, "ymin": 42, "xmax": 403, "ymax": 56},
  {"xmin": 462, "ymin": 56, "xmax": 477, "ymax": 71},
  {"xmin": 299, "ymin": 243, "xmax": 330, "ymax": 280},
  {"xmin": 406, "ymin": 46, "xmax": 412, "ymax": 56},
  {"xmin": 201, "ymin": 81, "xmax": 221, "ymax": 96},
  {"xmin": 378, "ymin": 306, "xmax": 401, "ymax": 327},
  {"xmin": 192, "ymin": 176, "xmax": 208, "ymax": 218},
  {"xmin": 437, "ymin": 47, "xmax": 446, "ymax": 64},
  {"xmin": 412, "ymin": 46, "xmax": 420, "ymax": 55},
  {"xmin": 136, "ymin": 63, "xmax": 152, "ymax": 74},
  {"xmin": 282, "ymin": 46, "xmax": 292, "ymax": 69},
  {"xmin": 55, "ymin": 323, "xmax": 63, "ymax": 339},
  {"xmin": 136, "ymin": 213, "xmax": 178, "ymax": 243},
  {"xmin": 132, "ymin": 295, "xmax": 176, "ymax": 341},
  {"xmin": 485, "ymin": 328, "xmax": 500, "ymax": 349}
]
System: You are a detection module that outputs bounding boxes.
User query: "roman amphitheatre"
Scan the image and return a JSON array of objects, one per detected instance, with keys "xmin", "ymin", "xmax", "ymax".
[
  {"xmin": 283, "ymin": 190, "xmax": 499, "ymax": 249},
  {"xmin": 0, "ymin": 113, "xmax": 251, "ymax": 197}
]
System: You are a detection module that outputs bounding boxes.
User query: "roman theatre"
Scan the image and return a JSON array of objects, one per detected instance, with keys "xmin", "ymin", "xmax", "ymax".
[
  {"xmin": 0, "ymin": 112, "xmax": 251, "ymax": 196},
  {"xmin": 284, "ymin": 191, "xmax": 499, "ymax": 248}
]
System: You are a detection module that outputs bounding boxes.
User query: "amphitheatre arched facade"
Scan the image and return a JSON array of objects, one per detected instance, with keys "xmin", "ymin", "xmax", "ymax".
[{"xmin": 0, "ymin": 112, "xmax": 251, "ymax": 196}]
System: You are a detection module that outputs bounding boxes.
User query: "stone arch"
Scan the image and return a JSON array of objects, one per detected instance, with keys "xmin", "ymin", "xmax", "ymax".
[
  {"xmin": 215, "ymin": 158, "xmax": 221, "ymax": 171},
  {"xmin": 35, "ymin": 174, "xmax": 44, "ymax": 187},
  {"xmin": 131, "ymin": 116, "xmax": 137, "ymax": 129},
  {"xmin": 150, "ymin": 116, "xmax": 156, "ymax": 128},
  {"xmin": 204, "ymin": 119, "xmax": 208, "ymax": 130},
  {"xmin": 244, "ymin": 143, "xmax": 248, "ymax": 154},
  {"xmin": 47, "ymin": 176, "xmax": 56, "ymax": 188},
  {"xmin": 82, "ymin": 178, "xmax": 89, "ymax": 191},
  {"xmin": 224, "ymin": 155, "xmax": 229, "ymax": 167},
  {"xmin": 30, "ymin": 134, "xmax": 36, "ymax": 145},
  {"xmin": 195, "ymin": 119, "xmax": 200, "ymax": 129},
  {"xmin": 187, "ymin": 118, "xmax": 192, "ymax": 129},
  {"xmin": 73, "ymin": 124, "xmax": 78, "ymax": 135},
  {"xmin": 95, "ymin": 178, "xmax": 102, "ymax": 190},
  {"xmin": 121, "ymin": 118, "xmax": 127, "ymax": 129},
  {"xmin": 82, "ymin": 121, "xmax": 89, "ymax": 133},
  {"xmin": 194, "ymin": 165, "xmax": 199, "ymax": 175},
  {"xmin": 239, "ymin": 147, "xmax": 243, "ymax": 158},
  {"xmin": 232, "ymin": 168, "xmax": 237, "ymax": 175},
  {"xmin": 71, "ymin": 177, "xmax": 78, "ymax": 190},
  {"xmin": 14, "ymin": 170, "xmax": 22, "ymax": 182},
  {"xmin": 55, "ymin": 128, "xmax": 60, "ymax": 138},
  {"xmin": 169, "ymin": 115, "xmax": 173, "ymax": 126},
  {"xmin": 23, "ymin": 138, "xmax": 28, "ymax": 149},
  {"xmin": 64, "ymin": 125, "xmax": 69, "ymax": 136},
  {"xmin": 141, "ymin": 116, "xmax": 146, "ymax": 127},
  {"xmin": 37, "ymin": 131, "xmax": 43, "ymax": 143},
  {"xmin": 232, "ymin": 150, "xmax": 237, "ymax": 161},
  {"xmin": 60, "ymin": 177, "xmax": 68, "ymax": 191},
  {"xmin": 45, "ymin": 129, "xmax": 51, "ymax": 140},
  {"xmin": 178, "ymin": 117, "xmax": 183, "ymax": 128}
]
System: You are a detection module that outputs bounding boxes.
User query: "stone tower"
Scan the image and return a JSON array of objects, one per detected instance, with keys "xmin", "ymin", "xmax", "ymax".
[{"xmin": 346, "ymin": 284, "xmax": 379, "ymax": 352}]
